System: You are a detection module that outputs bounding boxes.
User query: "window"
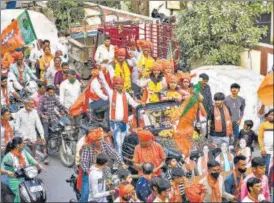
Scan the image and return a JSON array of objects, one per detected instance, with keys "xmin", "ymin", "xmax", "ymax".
[{"xmin": 256, "ymin": 13, "xmax": 272, "ymax": 44}]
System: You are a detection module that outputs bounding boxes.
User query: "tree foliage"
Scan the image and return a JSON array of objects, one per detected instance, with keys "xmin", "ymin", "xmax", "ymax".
[
  {"xmin": 176, "ymin": 1, "xmax": 273, "ymax": 66},
  {"xmin": 47, "ymin": 0, "xmax": 85, "ymax": 32}
]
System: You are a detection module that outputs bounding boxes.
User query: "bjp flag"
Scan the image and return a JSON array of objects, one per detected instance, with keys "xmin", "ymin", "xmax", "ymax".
[
  {"xmin": 1, "ymin": 10, "xmax": 37, "ymax": 55},
  {"xmin": 257, "ymin": 72, "xmax": 274, "ymax": 106}
]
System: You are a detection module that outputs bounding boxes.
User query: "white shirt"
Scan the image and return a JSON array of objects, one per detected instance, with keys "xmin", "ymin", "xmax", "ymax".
[
  {"xmin": 99, "ymin": 71, "xmax": 138, "ymax": 122},
  {"xmin": 54, "ymin": 37, "xmax": 69, "ymax": 63},
  {"xmin": 1, "ymin": 82, "xmax": 15, "ymax": 106},
  {"xmin": 88, "ymin": 165, "xmax": 110, "ymax": 202},
  {"xmin": 59, "ymin": 79, "xmax": 81, "ymax": 109},
  {"xmin": 94, "ymin": 44, "xmax": 115, "ymax": 64},
  {"xmin": 15, "ymin": 108, "xmax": 44, "ymax": 142},
  {"xmin": 89, "ymin": 77, "xmax": 108, "ymax": 103},
  {"xmin": 45, "ymin": 65, "xmax": 60, "ymax": 86},
  {"xmin": 29, "ymin": 44, "xmax": 43, "ymax": 63},
  {"xmin": 242, "ymin": 195, "xmax": 265, "ymax": 202}
]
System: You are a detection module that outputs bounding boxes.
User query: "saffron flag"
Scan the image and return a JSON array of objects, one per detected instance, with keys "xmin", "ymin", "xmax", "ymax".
[
  {"xmin": 1, "ymin": 10, "xmax": 37, "ymax": 55},
  {"xmin": 180, "ymin": 82, "xmax": 202, "ymax": 117},
  {"xmin": 257, "ymin": 72, "xmax": 274, "ymax": 106},
  {"xmin": 166, "ymin": 40, "xmax": 174, "ymax": 72}
]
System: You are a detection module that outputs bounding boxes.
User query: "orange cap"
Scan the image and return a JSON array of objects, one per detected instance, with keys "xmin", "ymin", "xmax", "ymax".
[
  {"xmin": 1, "ymin": 61, "xmax": 10, "ymax": 69},
  {"xmin": 85, "ymin": 128, "xmax": 104, "ymax": 143},
  {"xmin": 151, "ymin": 62, "xmax": 162, "ymax": 71},
  {"xmin": 12, "ymin": 52, "xmax": 24, "ymax": 60},
  {"xmin": 167, "ymin": 74, "xmax": 179, "ymax": 83},
  {"xmin": 137, "ymin": 129, "xmax": 155, "ymax": 141}
]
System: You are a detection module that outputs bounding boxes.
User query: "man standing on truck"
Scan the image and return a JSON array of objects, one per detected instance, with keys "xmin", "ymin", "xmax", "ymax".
[{"xmin": 94, "ymin": 36, "xmax": 115, "ymax": 80}]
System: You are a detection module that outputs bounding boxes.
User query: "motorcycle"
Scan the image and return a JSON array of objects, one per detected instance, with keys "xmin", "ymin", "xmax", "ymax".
[
  {"xmin": 47, "ymin": 114, "xmax": 78, "ymax": 167},
  {"xmin": 9, "ymin": 89, "xmax": 33, "ymax": 113},
  {"xmin": 1, "ymin": 155, "xmax": 48, "ymax": 203},
  {"xmin": 151, "ymin": 3, "xmax": 176, "ymax": 24}
]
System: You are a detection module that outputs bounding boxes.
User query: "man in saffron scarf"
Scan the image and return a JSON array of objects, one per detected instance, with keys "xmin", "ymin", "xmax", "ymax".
[
  {"xmin": 99, "ymin": 69, "xmax": 139, "ymax": 156},
  {"xmin": 1, "ymin": 75, "xmax": 20, "ymax": 108},
  {"xmin": 1, "ymin": 60, "xmax": 11, "ymax": 77},
  {"xmin": 208, "ymin": 92, "xmax": 233, "ymax": 145},
  {"xmin": 1, "ymin": 136, "xmax": 45, "ymax": 203},
  {"xmin": 225, "ymin": 155, "xmax": 247, "ymax": 201},
  {"xmin": 199, "ymin": 160, "xmax": 236, "ymax": 202},
  {"xmin": 114, "ymin": 183, "xmax": 139, "ymax": 202},
  {"xmin": 114, "ymin": 48, "xmax": 132, "ymax": 91},
  {"xmin": 133, "ymin": 129, "xmax": 166, "ymax": 177},
  {"xmin": 9, "ymin": 51, "xmax": 38, "ymax": 92},
  {"xmin": 78, "ymin": 128, "xmax": 126, "ymax": 202}
]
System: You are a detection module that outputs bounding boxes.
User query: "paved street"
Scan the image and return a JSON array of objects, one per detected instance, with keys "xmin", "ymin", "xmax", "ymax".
[{"xmin": 38, "ymin": 154, "xmax": 75, "ymax": 202}]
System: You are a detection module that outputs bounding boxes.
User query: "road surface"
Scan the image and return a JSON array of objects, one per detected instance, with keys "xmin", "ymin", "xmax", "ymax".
[{"xmin": 39, "ymin": 154, "xmax": 76, "ymax": 202}]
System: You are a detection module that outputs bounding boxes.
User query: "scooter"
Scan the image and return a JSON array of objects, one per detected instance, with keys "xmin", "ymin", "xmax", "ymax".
[{"xmin": 1, "ymin": 155, "xmax": 48, "ymax": 203}]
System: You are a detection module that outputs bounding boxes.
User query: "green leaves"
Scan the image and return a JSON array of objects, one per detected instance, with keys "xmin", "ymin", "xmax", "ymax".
[
  {"xmin": 176, "ymin": 1, "xmax": 273, "ymax": 66},
  {"xmin": 47, "ymin": 0, "xmax": 85, "ymax": 33}
]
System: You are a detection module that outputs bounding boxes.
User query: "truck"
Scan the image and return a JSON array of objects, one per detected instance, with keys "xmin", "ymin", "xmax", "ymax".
[{"xmin": 67, "ymin": 2, "xmax": 180, "ymax": 80}]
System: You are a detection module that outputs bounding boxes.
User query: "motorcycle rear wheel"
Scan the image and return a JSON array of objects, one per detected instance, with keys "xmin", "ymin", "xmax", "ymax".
[{"xmin": 59, "ymin": 141, "xmax": 76, "ymax": 167}]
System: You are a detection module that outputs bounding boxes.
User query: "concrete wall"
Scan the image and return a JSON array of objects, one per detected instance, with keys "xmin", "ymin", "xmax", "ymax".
[{"xmin": 240, "ymin": 43, "xmax": 274, "ymax": 75}]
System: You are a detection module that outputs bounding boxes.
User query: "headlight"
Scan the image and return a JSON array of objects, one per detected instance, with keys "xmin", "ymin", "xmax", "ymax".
[
  {"xmin": 64, "ymin": 126, "xmax": 72, "ymax": 131},
  {"xmin": 24, "ymin": 166, "xmax": 38, "ymax": 179}
]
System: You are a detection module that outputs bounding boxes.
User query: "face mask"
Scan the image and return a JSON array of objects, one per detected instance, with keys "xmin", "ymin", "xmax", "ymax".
[
  {"xmin": 69, "ymin": 78, "xmax": 76, "ymax": 83},
  {"xmin": 63, "ymin": 70, "xmax": 68, "ymax": 74},
  {"xmin": 122, "ymin": 196, "xmax": 131, "ymax": 202},
  {"xmin": 18, "ymin": 146, "xmax": 24, "ymax": 151},
  {"xmin": 211, "ymin": 172, "xmax": 220, "ymax": 180},
  {"xmin": 238, "ymin": 168, "xmax": 247, "ymax": 174}
]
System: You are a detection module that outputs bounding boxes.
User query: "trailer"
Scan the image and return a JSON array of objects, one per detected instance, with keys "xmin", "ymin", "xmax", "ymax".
[{"xmin": 68, "ymin": 3, "xmax": 180, "ymax": 80}]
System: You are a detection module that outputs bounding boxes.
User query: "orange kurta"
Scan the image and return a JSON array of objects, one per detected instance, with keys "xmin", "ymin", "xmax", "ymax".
[
  {"xmin": 170, "ymin": 183, "xmax": 183, "ymax": 203},
  {"xmin": 133, "ymin": 142, "xmax": 166, "ymax": 176},
  {"xmin": 172, "ymin": 96, "xmax": 207, "ymax": 156}
]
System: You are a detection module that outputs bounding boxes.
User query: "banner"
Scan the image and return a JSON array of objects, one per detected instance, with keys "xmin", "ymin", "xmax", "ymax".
[{"xmin": 1, "ymin": 10, "xmax": 37, "ymax": 55}]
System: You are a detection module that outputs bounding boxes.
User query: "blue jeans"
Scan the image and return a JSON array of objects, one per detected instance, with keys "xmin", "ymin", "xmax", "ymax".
[
  {"xmin": 6, "ymin": 1, "xmax": 16, "ymax": 9},
  {"xmin": 110, "ymin": 121, "xmax": 128, "ymax": 156},
  {"xmin": 264, "ymin": 154, "xmax": 271, "ymax": 175},
  {"xmin": 233, "ymin": 124, "xmax": 239, "ymax": 145},
  {"xmin": 89, "ymin": 100, "xmax": 108, "ymax": 110},
  {"xmin": 79, "ymin": 173, "xmax": 89, "ymax": 202}
]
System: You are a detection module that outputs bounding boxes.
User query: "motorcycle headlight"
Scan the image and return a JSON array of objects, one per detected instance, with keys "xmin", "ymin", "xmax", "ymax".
[
  {"xmin": 24, "ymin": 166, "xmax": 38, "ymax": 179},
  {"xmin": 64, "ymin": 126, "xmax": 72, "ymax": 131}
]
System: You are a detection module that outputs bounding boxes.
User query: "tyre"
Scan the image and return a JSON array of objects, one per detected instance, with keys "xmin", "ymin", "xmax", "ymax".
[{"xmin": 59, "ymin": 141, "xmax": 76, "ymax": 167}]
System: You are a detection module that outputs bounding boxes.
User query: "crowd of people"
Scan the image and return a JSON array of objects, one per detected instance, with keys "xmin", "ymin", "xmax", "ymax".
[{"xmin": 1, "ymin": 32, "xmax": 274, "ymax": 203}]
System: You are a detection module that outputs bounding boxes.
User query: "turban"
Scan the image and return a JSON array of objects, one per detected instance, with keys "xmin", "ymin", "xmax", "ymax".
[
  {"xmin": 137, "ymin": 129, "xmax": 154, "ymax": 141},
  {"xmin": 151, "ymin": 62, "xmax": 162, "ymax": 71},
  {"xmin": 114, "ymin": 46, "xmax": 126, "ymax": 59},
  {"xmin": 117, "ymin": 48, "xmax": 126, "ymax": 56},
  {"xmin": 118, "ymin": 184, "xmax": 134, "ymax": 197},
  {"xmin": 85, "ymin": 128, "xmax": 104, "ymax": 143},
  {"xmin": 167, "ymin": 75, "xmax": 178, "ymax": 83},
  {"xmin": 185, "ymin": 183, "xmax": 206, "ymax": 203},
  {"xmin": 137, "ymin": 40, "xmax": 152, "ymax": 50},
  {"xmin": 1, "ymin": 61, "xmax": 10, "ymax": 69},
  {"xmin": 177, "ymin": 71, "xmax": 192, "ymax": 81},
  {"xmin": 112, "ymin": 76, "xmax": 124, "ymax": 86},
  {"xmin": 12, "ymin": 52, "xmax": 24, "ymax": 60},
  {"xmin": 157, "ymin": 59, "xmax": 170, "ymax": 70}
]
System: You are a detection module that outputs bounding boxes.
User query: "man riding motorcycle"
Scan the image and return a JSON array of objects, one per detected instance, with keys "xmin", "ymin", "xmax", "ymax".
[
  {"xmin": 37, "ymin": 85, "xmax": 69, "ymax": 142},
  {"xmin": 1, "ymin": 136, "xmax": 45, "ymax": 203},
  {"xmin": 9, "ymin": 51, "xmax": 38, "ymax": 93}
]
